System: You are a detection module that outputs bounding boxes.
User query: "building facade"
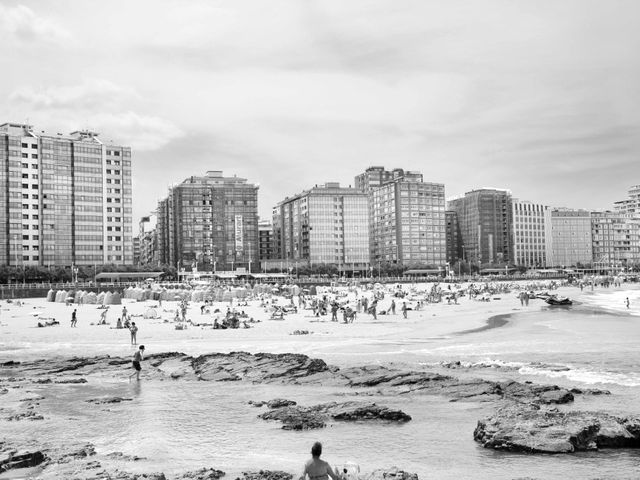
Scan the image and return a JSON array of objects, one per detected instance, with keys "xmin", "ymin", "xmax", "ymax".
[
  {"xmin": 272, "ymin": 183, "xmax": 369, "ymax": 272},
  {"xmin": 546, "ymin": 208, "xmax": 593, "ymax": 267},
  {"xmin": 0, "ymin": 122, "xmax": 133, "ymax": 267},
  {"xmin": 590, "ymin": 211, "xmax": 640, "ymax": 268},
  {"xmin": 511, "ymin": 200, "xmax": 550, "ymax": 268},
  {"xmin": 367, "ymin": 170, "xmax": 446, "ymax": 267},
  {"xmin": 447, "ymin": 189, "xmax": 513, "ymax": 265},
  {"xmin": 445, "ymin": 210, "xmax": 461, "ymax": 265},
  {"xmin": 156, "ymin": 171, "xmax": 259, "ymax": 272},
  {"xmin": 258, "ymin": 220, "xmax": 275, "ymax": 263},
  {"xmin": 614, "ymin": 185, "xmax": 640, "ymax": 215}
]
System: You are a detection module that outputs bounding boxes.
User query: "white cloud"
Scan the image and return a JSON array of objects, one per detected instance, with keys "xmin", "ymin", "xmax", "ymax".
[
  {"xmin": 9, "ymin": 79, "xmax": 136, "ymax": 110},
  {"xmin": 89, "ymin": 112, "xmax": 183, "ymax": 151},
  {"xmin": 0, "ymin": 4, "xmax": 71, "ymax": 43}
]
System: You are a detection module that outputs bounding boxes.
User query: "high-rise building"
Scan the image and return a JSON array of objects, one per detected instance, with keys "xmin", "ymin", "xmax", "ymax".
[
  {"xmin": 272, "ymin": 183, "xmax": 369, "ymax": 272},
  {"xmin": 614, "ymin": 185, "xmax": 640, "ymax": 215},
  {"xmin": 156, "ymin": 171, "xmax": 259, "ymax": 272},
  {"xmin": 590, "ymin": 211, "xmax": 640, "ymax": 267},
  {"xmin": 365, "ymin": 169, "xmax": 446, "ymax": 266},
  {"xmin": 511, "ymin": 200, "xmax": 551, "ymax": 268},
  {"xmin": 447, "ymin": 189, "xmax": 513, "ymax": 265},
  {"xmin": 137, "ymin": 214, "xmax": 158, "ymax": 266},
  {"xmin": 445, "ymin": 210, "xmax": 462, "ymax": 264},
  {"xmin": 546, "ymin": 208, "xmax": 593, "ymax": 267},
  {"xmin": 0, "ymin": 122, "xmax": 133, "ymax": 267},
  {"xmin": 258, "ymin": 220, "xmax": 275, "ymax": 262}
]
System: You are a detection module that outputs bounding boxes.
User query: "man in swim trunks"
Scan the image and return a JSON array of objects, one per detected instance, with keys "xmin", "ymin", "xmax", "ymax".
[
  {"xmin": 129, "ymin": 345, "xmax": 145, "ymax": 382},
  {"xmin": 300, "ymin": 442, "xmax": 341, "ymax": 480}
]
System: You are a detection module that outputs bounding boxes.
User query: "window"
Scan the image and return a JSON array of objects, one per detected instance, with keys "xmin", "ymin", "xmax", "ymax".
[
  {"xmin": 31, "ymin": 174, "xmax": 38, "ymax": 179},
  {"xmin": 23, "ymin": 255, "xmax": 29, "ymax": 261},
  {"xmin": 22, "ymin": 173, "xmax": 28, "ymax": 179},
  {"xmin": 22, "ymin": 214, "xmax": 29, "ymax": 220},
  {"xmin": 32, "ymin": 184, "xmax": 38, "ymax": 189},
  {"xmin": 33, "ymin": 255, "xmax": 39, "ymax": 261},
  {"xmin": 22, "ymin": 204, "xmax": 29, "ymax": 209},
  {"xmin": 22, "ymin": 153, "xmax": 28, "ymax": 158},
  {"xmin": 32, "ymin": 215, "xmax": 38, "ymax": 220},
  {"xmin": 22, "ymin": 234, "xmax": 29, "ymax": 240},
  {"xmin": 21, "ymin": 143, "xmax": 28, "ymax": 148},
  {"xmin": 31, "ymin": 164, "xmax": 37, "ymax": 169},
  {"xmin": 32, "ymin": 194, "xmax": 38, "ymax": 199},
  {"xmin": 22, "ymin": 194, "xmax": 28, "ymax": 199},
  {"xmin": 106, "ymin": 169, "xmax": 111, "ymax": 174},
  {"xmin": 31, "ymin": 154, "xmax": 38, "ymax": 159},
  {"xmin": 33, "ymin": 235, "xmax": 39, "ymax": 240},
  {"xmin": 22, "ymin": 163, "xmax": 28, "ymax": 168}
]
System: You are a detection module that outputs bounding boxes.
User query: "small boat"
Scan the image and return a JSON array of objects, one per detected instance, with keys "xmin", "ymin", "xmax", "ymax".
[{"xmin": 545, "ymin": 296, "xmax": 572, "ymax": 306}]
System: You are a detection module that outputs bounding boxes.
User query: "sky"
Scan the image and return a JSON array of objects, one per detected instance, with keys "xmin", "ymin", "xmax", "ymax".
[{"xmin": 1, "ymin": 0, "xmax": 639, "ymax": 226}]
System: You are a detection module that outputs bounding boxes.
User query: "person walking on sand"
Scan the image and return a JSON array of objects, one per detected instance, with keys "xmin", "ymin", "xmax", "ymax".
[
  {"xmin": 71, "ymin": 309, "xmax": 77, "ymax": 327},
  {"xmin": 129, "ymin": 345, "xmax": 145, "ymax": 382},
  {"xmin": 129, "ymin": 321, "xmax": 138, "ymax": 345},
  {"xmin": 390, "ymin": 299, "xmax": 396, "ymax": 315},
  {"xmin": 401, "ymin": 301, "xmax": 408, "ymax": 319},
  {"xmin": 299, "ymin": 442, "xmax": 340, "ymax": 480},
  {"xmin": 626, "ymin": 297, "xmax": 630, "ymax": 309}
]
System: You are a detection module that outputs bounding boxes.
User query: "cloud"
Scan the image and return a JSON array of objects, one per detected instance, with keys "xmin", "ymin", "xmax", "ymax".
[
  {"xmin": 8, "ymin": 79, "xmax": 182, "ymax": 150},
  {"xmin": 90, "ymin": 112, "xmax": 183, "ymax": 151},
  {"xmin": 0, "ymin": 4, "xmax": 71, "ymax": 43},
  {"xmin": 9, "ymin": 79, "xmax": 136, "ymax": 110}
]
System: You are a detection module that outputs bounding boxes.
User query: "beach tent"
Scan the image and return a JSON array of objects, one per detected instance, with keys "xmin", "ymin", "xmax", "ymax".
[
  {"xmin": 97, "ymin": 292, "xmax": 106, "ymax": 304},
  {"xmin": 55, "ymin": 290, "xmax": 68, "ymax": 303},
  {"xmin": 46, "ymin": 289, "xmax": 56, "ymax": 302},
  {"xmin": 84, "ymin": 292, "xmax": 97, "ymax": 304},
  {"xmin": 107, "ymin": 292, "xmax": 121, "ymax": 305},
  {"xmin": 309, "ymin": 286, "xmax": 317, "ymax": 296}
]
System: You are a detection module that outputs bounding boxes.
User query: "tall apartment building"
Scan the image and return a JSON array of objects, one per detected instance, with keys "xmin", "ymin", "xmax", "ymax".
[
  {"xmin": 156, "ymin": 171, "xmax": 259, "ymax": 272},
  {"xmin": 363, "ymin": 169, "xmax": 446, "ymax": 266},
  {"xmin": 258, "ymin": 220, "xmax": 275, "ymax": 262},
  {"xmin": 445, "ymin": 210, "xmax": 462, "ymax": 264},
  {"xmin": 590, "ymin": 211, "xmax": 640, "ymax": 267},
  {"xmin": 614, "ymin": 185, "xmax": 640, "ymax": 215},
  {"xmin": 447, "ymin": 189, "xmax": 513, "ymax": 265},
  {"xmin": 511, "ymin": 200, "xmax": 550, "ymax": 268},
  {"xmin": 272, "ymin": 183, "xmax": 369, "ymax": 271},
  {"xmin": 546, "ymin": 208, "xmax": 593, "ymax": 267},
  {"xmin": 0, "ymin": 122, "xmax": 133, "ymax": 267}
]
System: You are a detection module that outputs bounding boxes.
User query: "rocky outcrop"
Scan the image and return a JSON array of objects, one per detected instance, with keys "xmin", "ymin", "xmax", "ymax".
[
  {"xmin": 474, "ymin": 405, "xmax": 640, "ymax": 453},
  {"xmin": 0, "ymin": 449, "xmax": 46, "ymax": 473},
  {"xmin": 179, "ymin": 468, "xmax": 226, "ymax": 479},
  {"xmin": 86, "ymin": 397, "xmax": 133, "ymax": 404},
  {"xmin": 266, "ymin": 398, "xmax": 297, "ymax": 409},
  {"xmin": 238, "ymin": 471, "xmax": 292, "ymax": 480},
  {"xmin": 258, "ymin": 400, "xmax": 411, "ymax": 429},
  {"xmin": 364, "ymin": 467, "xmax": 419, "ymax": 480}
]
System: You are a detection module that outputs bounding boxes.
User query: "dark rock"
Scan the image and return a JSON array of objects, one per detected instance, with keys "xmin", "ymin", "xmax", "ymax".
[
  {"xmin": 86, "ymin": 397, "xmax": 133, "ymax": 404},
  {"xmin": 364, "ymin": 467, "xmax": 419, "ymax": 480},
  {"xmin": 259, "ymin": 401, "xmax": 411, "ymax": 429},
  {"xmin": 55, "ymin": 378, "xmax": 88, "ymax": 384},
  {"xmin": 474, "ymin": 405, "xmax": 640, "ymax": 453},
  {"xmin": 248, "ymin": 401, "xmax": 266, "ymax": 407},
  {"xmin": 57, "ymin": 443, "xmax": 97, "ymax": 463},
  {"xmin": 179, "ymin": 467, "xmax": 226, "ymax": 479},
  {"xmin": 1, "ymin": 360, "xmax": 20, "ymax": 366},
  {"xmin": 105, "ymin": 452, "xmax": 145, "ymax": 461},
  {"xmin": 0, "ymin": 449, "xmax": 46, "ymax": 473},
  {"xmin": 238, "ymin": 471, "xmax": 292, "ymax": 480},
  {"xmin": 6, "ymin": 411, "xmax": 44, "ymax": 421},
  {"xmin": 266, "ymin": 399, "xmax": 297, "ymax": 408},
  {"xmin": 259, "ymin": 406, "xmax": 326, "ymax": 430}
]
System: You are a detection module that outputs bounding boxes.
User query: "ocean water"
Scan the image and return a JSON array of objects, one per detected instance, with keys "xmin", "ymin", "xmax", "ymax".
[{"xmin": 2, "ymin": 286, "xmax": 640, "ymax": 479}]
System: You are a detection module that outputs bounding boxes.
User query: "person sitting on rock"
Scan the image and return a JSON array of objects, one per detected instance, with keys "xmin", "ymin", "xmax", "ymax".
[{"xmin": 300, "ymin": 442, "xmax": 340, "ymax": 480}]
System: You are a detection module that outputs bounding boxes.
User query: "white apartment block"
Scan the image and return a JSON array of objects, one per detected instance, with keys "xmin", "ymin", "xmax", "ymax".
[
  {"xmin": 511, "ymin": 200, "xmax": 550, "ymax": 267},
  {"xmin": 0, "ymin": 122, "xmax": 133, "ymax": 267}
]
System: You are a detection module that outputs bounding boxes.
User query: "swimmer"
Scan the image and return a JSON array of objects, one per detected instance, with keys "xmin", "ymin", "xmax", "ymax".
[{"xmin": 299, "ymin": 442, "xmax": 340, "ymax": 480}]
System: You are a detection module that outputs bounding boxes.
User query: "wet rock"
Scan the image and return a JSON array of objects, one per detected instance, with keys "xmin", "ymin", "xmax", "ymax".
[
  {"xmin": 238, "ymin": 471, "xmax": 292, "ymax": 480},
  {"xmin": 0, "ymin": 449, "xmax": 46, "ymax": 473},
  {"xmin": 57, "ymin": 443, "xmax": 97, "ymax": 463},
  {"xmin": 86, "ymin": 397, "xmax": 133, "ymax": 404},
  {"xmin": 474, "ymin": 405, "xmax": 640, "ymax": 453},
  {"xmin": 105, "ymin": 452, "xmax": 145, "ymax": 461},
  {"xmin": 266, "ymin": 398, "xmax": 297, "ymax": 408},
  {"xmin": 6, "ymin": 410, "xmax": 44, "ymax": 421},
  {"xmin": 0, "ymin": 388, "xmax": 8, "ymax": 395},
  {"xmin": 364, "ymin": 467, "xmax": 419, "ymax": 480},
  {"xmin": 179, "ymin": 467, "xmax": 226, "ymax": 479},
  {"xmin": 258, "ymin": 406, "xmax": 326, "ymax": 430},
  {"xmin": 55, "ymin": 378, "xmax": 88, "ymax": 384},
  {"xmin": 248, "ymin": 400, "xmax": 266, "ymax": 407},
  {"xmin": 259, "ymin": 401, "xmax": 410, "ymax": 429},
  {"xmin": 569, "ymin": 387, "xmax": 610, "ymax": 396}
]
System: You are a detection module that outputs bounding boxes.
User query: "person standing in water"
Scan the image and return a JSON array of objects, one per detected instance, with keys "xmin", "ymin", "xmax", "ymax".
[
  {"xmin": 129, "ymin": 345, "xmax": 145, "ymax": 382},
  {"xmin": 129, "ymin": 321, "xmax": 138, "ymax": 345},
  {"xmin": 299, "ymin": 442, "xmax": 340, "ymax": 480}
]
